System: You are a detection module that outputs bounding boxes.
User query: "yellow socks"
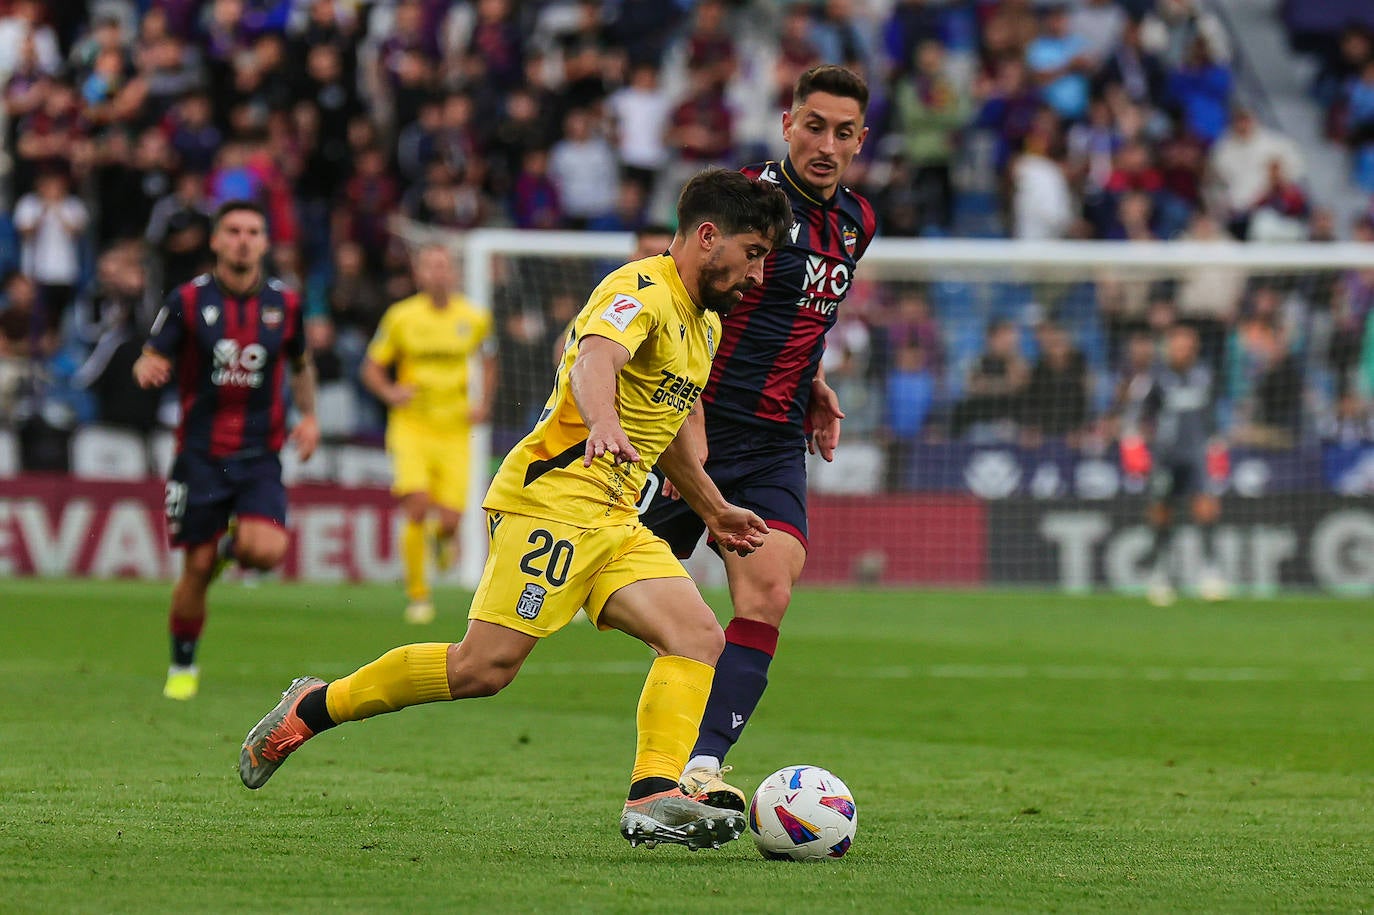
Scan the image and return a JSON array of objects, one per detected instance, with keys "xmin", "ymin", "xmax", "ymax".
[
  {"xmin": 325, "ymin": 643, "xmax": 452, "ymax": 723},
  {"xmin": 402, "ymin": 518, "xmax": 428, "ymax": 602},
  {"xmin": 630, "ymin": 655, "xmax": 714, "ymax": 785}
]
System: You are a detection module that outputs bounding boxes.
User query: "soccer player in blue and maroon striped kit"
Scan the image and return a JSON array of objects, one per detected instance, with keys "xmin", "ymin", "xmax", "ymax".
[
  {"xmin": 134, "ymin": 201, "xmax": 319, "ymax": 700},
  {"xmin": 642, "ymin": 66, "xmax": 877, "ymax": 809}
]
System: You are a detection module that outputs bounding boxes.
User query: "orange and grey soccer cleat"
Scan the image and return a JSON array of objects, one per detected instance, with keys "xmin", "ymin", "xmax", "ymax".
[
  {"xmin": 619, "ymin": 789, "xmax": 745, "ymax": 850},
  {"xmin": 680, "ymin": 764, "xmax": 747, "ymax": 813},
  {"xmin": 239, "ymin": 676, "xmax": 325, "ymax": 789}
]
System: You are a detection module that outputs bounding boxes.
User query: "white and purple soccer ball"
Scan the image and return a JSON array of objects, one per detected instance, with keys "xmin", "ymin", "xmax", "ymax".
[{"xmin": 748, "ymin": 765, "xmax": 858, "ymax": 861}]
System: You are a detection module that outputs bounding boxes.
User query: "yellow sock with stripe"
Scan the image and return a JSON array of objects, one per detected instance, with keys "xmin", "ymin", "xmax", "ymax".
[
  {"xmin": 630, "ymin": 655, "xmax": 714, "ymax": 786},
  {"xmin": 402, "ymin": 518, "xmax": 429, "ymax": 602},
  {"xmin": 325, "ymin": 643, "xmax": 452, "ymax": 723}
]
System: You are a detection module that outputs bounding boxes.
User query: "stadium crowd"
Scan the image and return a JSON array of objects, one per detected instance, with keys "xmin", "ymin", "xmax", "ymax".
[{"xmin": 0, "ymin": 0, "xmax": 1372, "ymax": 483}]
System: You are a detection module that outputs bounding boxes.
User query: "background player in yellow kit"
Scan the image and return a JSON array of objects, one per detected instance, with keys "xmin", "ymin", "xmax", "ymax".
[
  {"xmin": 361, "ymin": 245, "xmax": 496, "ymax": 624},
  {"xmin": 239, "ymin": 169, "xmax": 792, "ymax": 851}
]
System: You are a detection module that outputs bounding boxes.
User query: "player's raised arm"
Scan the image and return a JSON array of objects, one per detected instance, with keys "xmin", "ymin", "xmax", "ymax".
[{"xmin": 570, "ymin": 334, "xmax": 640, "ymax": 467}]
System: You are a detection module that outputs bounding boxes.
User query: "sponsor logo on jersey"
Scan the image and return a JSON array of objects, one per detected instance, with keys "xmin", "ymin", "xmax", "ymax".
[
  {"xmin": 796, "ymin": 254, "xmax": 851, "ymax": 316},
  {"xmin": 210, "ymin": 339, "xmax": 268, "ymax": 388},
  {"xmin": 652, "ymin": 369, "xmax": 704, "ymax": 412},
  {"xmin": 600, "ymin": 294, "xmax": 644, "ymax": 332},
  {"xmin": 516, "ymin": 582, "xmax": 547, "ymax": 620}
]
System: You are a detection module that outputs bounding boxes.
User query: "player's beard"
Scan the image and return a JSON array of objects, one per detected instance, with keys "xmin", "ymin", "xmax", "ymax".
[{"xmin": 697, "ymin": 256, "xmax": 751, "ymax": 316}]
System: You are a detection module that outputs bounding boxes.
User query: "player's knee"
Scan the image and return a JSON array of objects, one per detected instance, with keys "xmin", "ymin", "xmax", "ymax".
[
  {"xmin": 670, "ymin": 612, "xmax": 725, "ymax": 665},
  {"xmin": 236, "ymin": 535, "xmax": 287, "ymax": 570},
  {"xmin": 739, "ymin": 581, "xmax": 792, "ymax": 625},
  {"xmin": 182, "ymin": 549, "xmax": 217, "ymax": 580},
  {"xmin": 454, "ymin": 662, "xmax": 518, "ymax": 698}
]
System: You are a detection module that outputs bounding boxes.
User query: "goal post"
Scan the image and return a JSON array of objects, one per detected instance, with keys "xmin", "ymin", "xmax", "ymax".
[{"xmin": 392, "ymin": 219, "xmax": 1374, "ymax": 595}]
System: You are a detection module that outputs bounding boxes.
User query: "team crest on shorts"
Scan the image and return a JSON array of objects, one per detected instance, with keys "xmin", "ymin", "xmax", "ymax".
[{"xmin": 516, "ymin": 582, "xmax": 548, "ymax": 620}]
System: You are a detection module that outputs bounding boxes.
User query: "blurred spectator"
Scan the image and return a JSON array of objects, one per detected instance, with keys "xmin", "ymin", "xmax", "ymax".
[
  {"xmin": 971, "ymin": 57, "xmax": 1041, "ymax": 170},
  {"xmin": 333, "ymin": 146, "xmax": 397, "ymax": 262},
  {"xmin": 145, "ymin": 170, "xmax": 213, "ymax": 294},
  {"xmin": 1021, "ymin": 323, "xmax": 1089, "ymax": 443},
  {"xmin": 513, "ymin": 149, "xmax": 562, "ymax": 230},
  {"xmin": 884, "ymin": 341, "xmax": 936, "ymax": 490},
  {"xmin": 607, "ymin": 62, "xmax": 672, "ymax": 194},
  {"xmin": 1071, "ymin": 0, "xmax": 1127, "ymax": 68},
  {"xmin": 14, "ymin": 169, "xmax": 88, "ymax": 331},
  {"xmin": 776, "ymin": 5, "xmax": 821, "ymax": 111},
  {"xmin": 1141, "ymin": 0, "xmax": 1230, "ymax": 70},
  {"xmin": 686, "ymin": 0, "xmax": 736, "ymax": 93},
  {"xmin": 1012, "ymin": 124, "xmax": 1074, "ymax": 240},
  {"xmin": 1166, "ymin": 35, "xmax": 1232, "ymax": 144},
  {"xmin": 1026, "ymin": 6, "xmax": 1092, "ymax": 123},
  {"xmin": 72, "ymin": 248, "xmax": 160, "ymax": 433},
  {"xmin": 1175, "ymin": 211, "xmax": 1244, "ymax": 365},
  {"xmin": 1228, "ymin": 315, "xmax": 1303, "ymax": 448},
  {"xmin": 951, "ymin": 319, "xmax": 1029, "ymax": 439},
  {"xmin": 1104, "ymin": 329, "xmax": 1159, "ymax": 438},
  {"xmin": 548, "ymin": 109, "xmax": 618, "ymax": 229},
  {"xmin": 883, "ymin": 289, "xmax": 945, "ymax": 378},
  {"xmin": 1208, "ymin": 107, "xmax": 1305, "ymax": 238},
  {"xmin": 891, "ymin": 40, "xmax": 969, "ymax": 233},
  {"xmin": 1095, "ymin": 18, "xmax": 1166, "ymax": 109},
  {"xmin": 468, "ymin": 0, "xmax": 524, "ymax": 88},
  {"xmin": 0, "ymin": 0, "xmax": 61, "ymax": 78},
  {"xmin": 1247, "ymin": 159, "xmax": 1311, "ymax": 242}
]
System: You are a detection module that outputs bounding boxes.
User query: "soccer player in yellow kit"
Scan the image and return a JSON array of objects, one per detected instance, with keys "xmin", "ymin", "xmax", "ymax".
[
  {"xmin": 238, "ymin": 169, "xmax": 793, "ymax": 850},
  {"xmin": 361, "ymin": 245, "xmax": 496, "ymax": 624}
]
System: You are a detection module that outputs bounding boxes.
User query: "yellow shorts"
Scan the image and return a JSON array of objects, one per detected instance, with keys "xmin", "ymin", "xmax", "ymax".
[
  {"xmin": 468, "ymin": 511, "xmax": 690, "ymax": 638},
  {"xmin": 386, "ymin": 422, "xmax": 470, "ymax": 510}
]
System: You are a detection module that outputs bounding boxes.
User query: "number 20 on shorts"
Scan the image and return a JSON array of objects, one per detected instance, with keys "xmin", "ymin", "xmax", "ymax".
[{"xmin": 519, "ymin": 529, "xmax": 574, "ymax": 587}]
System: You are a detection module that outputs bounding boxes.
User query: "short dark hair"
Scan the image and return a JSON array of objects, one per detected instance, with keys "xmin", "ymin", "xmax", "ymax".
[
  {"xmin": 212, "ymin": 199, "xmax": 268, "ymax": 232},
  {"xmin": 794, "ymin": 65, "xmax": 869, "ymax": 115},
  {"xmin": 675, "ymin": 168, "xmax": 792, "ymax": 249}
]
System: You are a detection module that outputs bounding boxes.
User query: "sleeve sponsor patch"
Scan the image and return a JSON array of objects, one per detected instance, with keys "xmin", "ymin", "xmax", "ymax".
[{"xmin": 600, "ymin": 294, "xmax": 644, "ymax": 332}]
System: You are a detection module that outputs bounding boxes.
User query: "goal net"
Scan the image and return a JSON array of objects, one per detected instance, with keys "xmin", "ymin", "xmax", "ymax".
[{"xmin": 392, "ymin": 220, "xmax": 1374, "ymax": 597}]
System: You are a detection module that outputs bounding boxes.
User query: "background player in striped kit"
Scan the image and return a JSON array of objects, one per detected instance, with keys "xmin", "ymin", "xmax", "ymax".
[
  {"xmin": 134, "ymin": 201, "xmax": 319, "ymax": 700},
  {"xmin": 641, "ymin": 66, "xmax": 878, "ymax": 809}
]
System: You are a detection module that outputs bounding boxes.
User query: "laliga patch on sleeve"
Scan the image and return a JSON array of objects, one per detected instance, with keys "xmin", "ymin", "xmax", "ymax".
[{"xmin": 600, "ymin": 294, "xmax": 644, "ymax": 332}]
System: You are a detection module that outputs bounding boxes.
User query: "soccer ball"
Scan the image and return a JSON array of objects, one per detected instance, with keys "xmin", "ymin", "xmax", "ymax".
[{"xmin": 748, "ymin": 765, "xmax": 857, "ymax": 861}]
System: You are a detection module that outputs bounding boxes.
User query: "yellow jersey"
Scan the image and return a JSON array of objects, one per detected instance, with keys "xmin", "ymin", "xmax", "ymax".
[
  {"xmin": 365, "ymin": 293, "xmax": 492, "ymax": 431},
  {"xmin": 484, "ymin": 254, "xmax": 720, "ymax": 527}
]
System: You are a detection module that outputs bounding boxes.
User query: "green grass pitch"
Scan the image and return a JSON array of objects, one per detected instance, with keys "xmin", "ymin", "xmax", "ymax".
[{"xmin": 2, "ymin": 579, "xmax": 1371, "ymax": 913}]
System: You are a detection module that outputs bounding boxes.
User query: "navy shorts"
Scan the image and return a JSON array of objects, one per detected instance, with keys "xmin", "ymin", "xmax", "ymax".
[
  {"xmin": 1148, "ymin": 454, "xmax": 1218, "ymax": 504},
  {"xmin": 641, "ymin": 420, "xmax": 808, "ymax": 559},
  {"xmin": 164, "ymin": 451, "xmax": 287, "ymax": 547}
]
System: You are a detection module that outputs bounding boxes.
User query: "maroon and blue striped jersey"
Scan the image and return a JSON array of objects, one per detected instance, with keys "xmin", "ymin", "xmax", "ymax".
[
  {"xmin": 702, "ymin": 158, "xmax": 877, "ymax": 433},
  {"xmin": 146, "ymin": 273, "xmax": 305, "ymax": 459}
]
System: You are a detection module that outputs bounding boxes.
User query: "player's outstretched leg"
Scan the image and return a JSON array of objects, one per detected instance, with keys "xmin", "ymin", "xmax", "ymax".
[{"xmin": 239, "ymin": 642, "xmax": 455, "ymax": 788}]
